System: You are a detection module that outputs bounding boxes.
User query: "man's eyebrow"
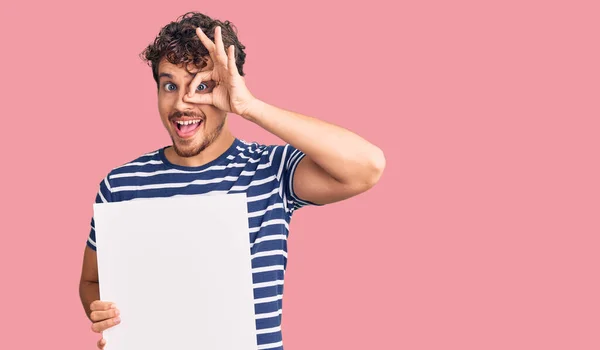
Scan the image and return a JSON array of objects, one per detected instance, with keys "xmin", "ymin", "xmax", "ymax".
[{"xmin": 158, "ymin": 72, "xmax": 197, "ymax": 80}]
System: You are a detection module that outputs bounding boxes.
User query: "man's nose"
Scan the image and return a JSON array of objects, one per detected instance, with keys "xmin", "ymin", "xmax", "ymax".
[{"xmin": 174, "ymin": 87, "xmax": 194, "ymax": 109}]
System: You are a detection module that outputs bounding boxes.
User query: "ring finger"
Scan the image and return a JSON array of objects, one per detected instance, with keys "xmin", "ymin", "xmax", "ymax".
[
  {"xmin": 91, "ymin": 317, "xmax": 121, "ymax": 333},
  {"xmin": 90, "ymin": 309, "xmax": 119, "ymax": 322}
]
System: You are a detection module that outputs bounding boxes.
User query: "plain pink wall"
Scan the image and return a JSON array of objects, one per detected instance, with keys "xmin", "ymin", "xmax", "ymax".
[{"xmin": 1, "ymin": 0, "xmax": 598, "ymax": 349}]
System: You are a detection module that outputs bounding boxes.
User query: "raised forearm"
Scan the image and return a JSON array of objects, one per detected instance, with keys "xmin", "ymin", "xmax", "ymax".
[{"xmin": 244, "ymin": 99, "xmax": 385, "ymax": 185}]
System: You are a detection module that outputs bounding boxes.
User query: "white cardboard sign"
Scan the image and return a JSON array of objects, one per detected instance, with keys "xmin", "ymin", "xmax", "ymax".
[{"xmin": 93, "ymin": 193, "xmax": 257, "ymax": 350}]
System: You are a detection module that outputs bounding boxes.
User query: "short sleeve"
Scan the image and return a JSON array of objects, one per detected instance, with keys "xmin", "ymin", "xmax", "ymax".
[
  {"xmin": 86, "ymin": 176, "xmax": 113, "ymax": 251},
  {"xmin": 272, "ymin": 144, "xmax": 322, "ymax": 215}
]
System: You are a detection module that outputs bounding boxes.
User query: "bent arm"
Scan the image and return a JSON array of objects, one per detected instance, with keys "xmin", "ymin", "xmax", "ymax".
[{"xmin": 245, "ymin": 100, "xmax": 386, "ymax": 205}]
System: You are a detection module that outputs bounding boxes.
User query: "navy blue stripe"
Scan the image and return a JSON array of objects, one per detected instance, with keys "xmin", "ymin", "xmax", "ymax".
[
  {"xmin": 253, "ymin": 284, "xmax": 284, "ymax": 300},
  {"xmin": 256, "ymin": 330, "xmax": 283, "ymax": 346},
  {"xmin": 251, "ymin": 255, "xmax": 286, "ymax": 269},
  {"xmin": 254, "ymin": 299, "xmax": 282, "ymax": 314},
  {"xmin": 255, "ymin": 314, "xmax": 283, "ymax": 330},
  {"xmin": 248, "ymin": 208, "xmax": 287, "ymax": 229},
  {"xmin": 253, "ymin": 240, "xmax": 288, "ymax": 254},
  {"xmin": 253, "ymin": 270, "xmax": 284, "ymax": 284}
]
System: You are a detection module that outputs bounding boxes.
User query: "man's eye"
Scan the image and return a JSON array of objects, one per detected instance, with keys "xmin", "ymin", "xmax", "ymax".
[
  {"xmin": 196, "ymin": 83, "xmax": 208, "ymax": 91},
  {"xmin": 164, "ymin": 83, "xmax": 176, "ymax": 91}
]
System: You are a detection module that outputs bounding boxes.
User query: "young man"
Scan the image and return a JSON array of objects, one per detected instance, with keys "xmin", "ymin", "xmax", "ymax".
[{"xmin": 79, "ymin": 11, "xmax": 385, "ymax": 350}]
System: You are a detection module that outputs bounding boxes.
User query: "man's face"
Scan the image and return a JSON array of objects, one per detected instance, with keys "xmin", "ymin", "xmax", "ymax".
[{"xmin": 157, "ymin": 57, "xmax": 226, "ymax": 157}]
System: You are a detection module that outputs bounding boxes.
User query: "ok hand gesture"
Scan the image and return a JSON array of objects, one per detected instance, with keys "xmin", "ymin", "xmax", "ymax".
[{"xmin": 183, "ymin": 26, "xmax": 258, "ymax": 119}]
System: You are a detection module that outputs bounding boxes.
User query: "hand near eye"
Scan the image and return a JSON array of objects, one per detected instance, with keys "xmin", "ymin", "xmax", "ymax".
[{"xmin": 184, "ymin": 26, "xmax": 258, "ymax": 119}]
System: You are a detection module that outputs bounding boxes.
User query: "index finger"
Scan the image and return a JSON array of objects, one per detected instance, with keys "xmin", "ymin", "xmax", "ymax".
[
  {"xmin": 90, "ymin": 300, "xmax": 116, "ymax": 311},
  {"xmin": 187, "ymin": 70, "xmax": 213, "ymax": 97},
  {"xmin": 196, "ymin": 27, "xmax": 216, "ymax": 54}
]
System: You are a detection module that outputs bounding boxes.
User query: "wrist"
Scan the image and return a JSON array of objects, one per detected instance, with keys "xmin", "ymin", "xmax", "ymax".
[{"xmin": 241, "ymin": 98, "xmax": 267, "ymax": 123}]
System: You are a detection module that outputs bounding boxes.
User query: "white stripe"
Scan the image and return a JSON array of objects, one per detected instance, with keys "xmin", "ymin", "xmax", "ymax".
[
  {"xmin": 253, "ymin": 279, "xmax": 284, "ymax": 289},
  {"xmin": 256, "ymin": 326, "xmax": 281, "ymax": 335},
  {"xmin": 258, "ymin": 341, "xmax": 283, "ymax": 349},
  {"xmin": 143, "ymin": 150, "xmax": 159, "ymax": 156},
  {"xmin": 276, "ymin": 146, "xmax": 286, "ymax": 182},
  {"xmin": 87, "ymin": 236, "xmax": 96, "ymax": 247},
  {"xmin": 248, "ymin": 203, "xmax": 284, "ymax": 218},
  {"xmin": 281, "ymin": 185, "xmax": 290, "ymax": 213},
  {"xmin": 252, "ymin": 265, "xmax": 285, "ymax": 274},
  {"xmin": 268, "ymin": 147, "xmax": 276, "ymax": 172},
  {"xmin": 279, "ymin": 145, "xmax": 291, "ymax": 213},
  {"xmin": 288, "ymin": 152, "xmax": 305, "ymax": 202},
  {"xmin": 237, "ymin": 145, "xmax": 265, "ymax": 154},
  {"xmin": 115, "ymin": 160, "xmax": 163, "ymax": 169},
  {"xmin": 251, "ymin": 234, "xmax": 287, "ymax": 248},
  {"xmin": 240, "ymin": 168, "xmax": 269, "ymax": 176},
  {"xmin": 229, "ymin": 151, "xmax": 267, "ymax": 161},
  {"xmin": 104, "ymin": 178, "xmax": 281, "ymax": 204},
  {"xmin": 111, "ymin": 144, "xmax": 271, "ymax": 171},
  {"xmin": 103, "ymin": 177, "xmax": 112, "ymax": 192},
  {"xmin": 252, "ymin": 249, "xmax": 288, "ymax": 259},
  {"xmin": 255, "ymin": 309, "xmax": 282, "ymax": 320},
  {"xmin": 247, "ymin": 188, "xmax": 279, "ymax": 203},
  {"xmin": 249, "ymin": 219, "xmax": 288, "ymax": 234},
  {"xmin": 294, "ymin": 196, "xmax": 312, "ymax": 206},
  {"xmin": 125, "ymin": 190, "xmax": 232, "ymax": 201},
  {"xmin": 112, "ymin": 176, "xmax": 240, "ymax": 192},
  {"xmin": 237, "ymin": 145, "xmax": 251, "ymax": 153},
  {"xmin": 111, "ymin": 163, "xmax": 246, "ymax": 179},
  {"xmin": 288, "ymin": 148, "xmax": 302, "ymax": 169},
  {"xmin": 98, "ymin": 188, "xmax": 107, "ymax": 203},
  {"xmin": 285, "ymin": 148, "xmax": 294, "ymax": 169},
  {"xmin": 254, "ymin": 294, "xmax": 283, "ymax": 305},
  {"xmin": 110, "ymin": 158, "xmax": 270, "ymax": 179},
  {"xmin": 289, "ymin": 151, "xmax": 305, "ymax": 170},
  {"xmin": 230, "ymin": 175, "xmax": 276, "ymax": 191},
  {"xmin": 159, "ymin": 188, "xmax": 280, "ymax": 203}
]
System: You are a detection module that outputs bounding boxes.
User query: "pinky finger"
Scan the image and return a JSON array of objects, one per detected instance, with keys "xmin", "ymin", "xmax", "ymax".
[{"xmin": 97, "ymin": 337, "xmax": 106, "ymax": 349}]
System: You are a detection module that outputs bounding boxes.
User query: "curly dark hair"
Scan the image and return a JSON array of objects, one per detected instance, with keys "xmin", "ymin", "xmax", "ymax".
[{"xmin": 140, "ymin": 12, "xmax": 247, "ymax": 88}]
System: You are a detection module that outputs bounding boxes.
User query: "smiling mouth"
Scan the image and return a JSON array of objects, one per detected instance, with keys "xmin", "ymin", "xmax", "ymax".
[{"xmin": 172, "ymin": 119, "xmax": 203, "ymax": 138}]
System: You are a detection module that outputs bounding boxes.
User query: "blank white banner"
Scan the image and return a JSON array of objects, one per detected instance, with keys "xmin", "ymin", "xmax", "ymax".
[{"xmin": 93, "ymin": 193, "xmax": 257, "ymax": 350}]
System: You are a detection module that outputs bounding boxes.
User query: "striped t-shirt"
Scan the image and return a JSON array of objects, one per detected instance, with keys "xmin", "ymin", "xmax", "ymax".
[{"xmin": 87, "ymin": 138, "xmax": 318, "ymax": 350}]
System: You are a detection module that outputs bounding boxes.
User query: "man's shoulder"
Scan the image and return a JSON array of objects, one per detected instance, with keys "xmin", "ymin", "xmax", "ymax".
[
  {"xmin": 237, "ymin": 139, "xmax": 272, "ymax": 153},
  {"xmin": 234, "ymin": 139, "xmax": 275, "ymax": 162},
  {"xmin": 103, "ymin": 147, "xmax": 164, "ymax": 180},
  {"xmin": 236, "ymin": 139, "xmax": 290, "ymax": 159}
]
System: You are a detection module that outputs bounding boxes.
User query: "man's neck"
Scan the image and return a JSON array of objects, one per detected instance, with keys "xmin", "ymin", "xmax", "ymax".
[{"xmin": 164, "ymin": 130, "xmax": 236, "ymax": 168}]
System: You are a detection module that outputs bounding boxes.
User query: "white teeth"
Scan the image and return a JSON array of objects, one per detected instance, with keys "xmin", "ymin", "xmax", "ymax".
[{"xmin": 176, "ymin": 120, "xmax": 201, "ymax": 125}]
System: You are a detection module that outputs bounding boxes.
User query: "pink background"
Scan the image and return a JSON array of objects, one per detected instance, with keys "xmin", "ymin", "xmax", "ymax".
[{"xmin": 1, "ymin": 0, "xmax": 599, "ymax": 349}]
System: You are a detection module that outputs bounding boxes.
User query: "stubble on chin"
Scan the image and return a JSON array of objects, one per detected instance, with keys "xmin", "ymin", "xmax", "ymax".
[
  {"xmin": 171, "ymin": 118, "xmax": 226, "ymax": 158},
  {"xmin": 172, "ymin": 139, "xmax": 207, "ymax": 157}
]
